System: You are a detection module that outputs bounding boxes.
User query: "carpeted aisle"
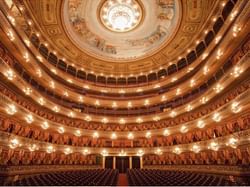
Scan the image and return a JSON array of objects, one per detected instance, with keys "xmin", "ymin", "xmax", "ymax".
[{"xmin": 117, "ymin": 174, "xmax": 128, "ymax": 186}]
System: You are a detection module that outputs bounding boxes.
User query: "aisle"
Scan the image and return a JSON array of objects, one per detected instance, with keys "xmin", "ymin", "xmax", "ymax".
[{"xmin": 117, "ymin": 174, "xmax": 128, "ymax": 186}]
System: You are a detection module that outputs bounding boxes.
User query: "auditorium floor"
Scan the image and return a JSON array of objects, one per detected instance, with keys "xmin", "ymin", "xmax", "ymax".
[{"xmin": 117, "ymin": 174, "xmax": 128, "ymax": 186}]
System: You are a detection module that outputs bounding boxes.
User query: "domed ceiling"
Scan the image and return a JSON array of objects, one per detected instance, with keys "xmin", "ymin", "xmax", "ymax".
[
  {"xmin": 24, "ymin": 0, "xmax": 216, "ymax": 75},
  {"xmin": 63, "ymin": 0, "xmax": 180, "ymax": 61}
]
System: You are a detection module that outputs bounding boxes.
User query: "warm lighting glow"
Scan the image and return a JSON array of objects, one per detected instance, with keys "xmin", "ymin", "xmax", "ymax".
[
  {"xmin": 53, "ymin": 106, "xmax": 60, "ymax": 113},
  {"xmin": 203, "ymin": 66, "xmax": 209, "ymax": 75},
  {"xmin": 4, "ymin": 69, "xmax": 15, "ymax": 80},
  {"xmin": 102, "ymin": 117, "xmax": 109, "ymax": 124},
  {"xmin": 101, "ymin": 149, "xmax": 108, "ymax": 157},
  {"xmin": 101, "ymin": 0, "xmax": 142, "ymax": 32},
  {"xmin": 191, "ymin": 144, "xmax": 200, "ymax": 153},
  {"xmin": 23, "ymin": 52, "xmax": 29, "ymax": 62},
  {"xmin": 118, "ymin": 149, "xmax": 127, "ymax": 157},
  {"xmin": 23, "ymin": 87, "xmax": 32, "ymax": 95},
  {"xmin": 163, "ymin": 129, "xmax": 170, "ymax": 136},
  {"xmin": 6, "ymin": 104, "xmax": 17, "ymax": 115},
  {"xmin": 25, "ymin": 114, "xmax": 34, "ymax": 124},
  {"xmin": 231, "ymin": 66, "xmax": 243, "ymax": 78},
  {"xmin": 85, "ymin": 115, "xmax": 92, "ymax": 122},
  {"xmin": 38, "ymin": 97, "xmax": 45, "ymax": 105},
  {"xmin": 171, "ymin": 77, "xmax": 177, "ymax": 82},
  {"xmin": 112, "ymin": 101, "xmax": 118, "ymax": 108},
  {"xmin": 68, "ymin": 111, "xmax": 75, "ymax": 118},
  {"xmin": 7, "ymin": 30, "xmax": 15, "ymax": 41},
  {"xmin": 78, "ymin": 96, "xmax": 84, "ymax": 102},
  {"xmin": 170, "ymin": 111, "xmax": 177, "ymax": 118},
  {"xmin": 215, "ymin": 36, "xmax": 221, "ymax": 44},
  {"xmin": 161, "ymin": 95, "xmax": 167, "ymax": 101},
  {"xmin": 216, "ymin": 49, "xmax": 223, "ymax": 59},
  {"xmin": 119, "ymin": 118, "xmax": 126, "ymax": 124},
  {"xmin": 136, "ymin": 88, "xmax": 143, "ymax": 92},
  {"xmin": 180, "ymin": 125, "xmax": 188, "ymax": 133},
  {"xmin": 82, "ymin": 149, "xmax": 90, "ymax": 155},
  {"xmin": 84, "ymin": 85, "xmax": 90, "ymax": 89},
  {"xmin": 28, "ymin": 144, "xmax": 38, "ymax": 152},
  {"xmin": 46, "ymin": 145, "xmax": 55, "ymax": 153},
  {"xmin": 119, "ymin": 89, "xmax": 126, "ymax": 94},
  {"xmin": 136, "ymin": 149, "xmax": 144, "ymax": 157},
  {"xmin": 212, "ymin": 112, "xmax": 221, "ymax": 122},
  {"xmin": 176, "ymin": 88, "xmax": 181, "ymax": 95},
  {"xmin": 67, "ymin": 79, "xmax": 73, "ymax": 83},
  {"xmin": 227, "ymin": 137, "xmax": 238, "ymax": 148},
  {"xmin": 58, "ymin": 127, "xmax": 65, "ymax": 134},
  {"xmin": 232, "ymin": 24, "xmax": 241, "ymax": 37},
  {"xmin": 231, "ymin": 102, "xmax": 242, "ymax": 113},
  {"xmin": 230, "ymin": 10, "xmax": 238, "ymax": 21},
  {"xmin": 93, "ymin": 132, "xmax": 99, "ymax": 138},
  {"xmin": 144, "ymin": 99, "xmax": 150, "ymax": 106},
  {"xmin": 200, "ymin": 96, "xmax": 208, "ymax": 104},
  {"xmin": 127, "ymin": 101, "xmax": 132, "ymax": 108},
  {"xmin": 95, "ymin": 100, "xmax": 100, "ymax": 106},
  {"xmin": 155, "ymin": 148, "xmax": 163, "ymax": 155},
  {"xmin": 136, "ymin": 117, "xmax": 143, "ymax": 123},
  {"xmin": 63, "ymin": 91, "xmax": 69, "ymax": 97},
  {"xmin": 197, "ymin": 120, "xmax": 205, "ymax": 128},
  {"xmin": 209, "ymin": 142, "xmax": 219, "ymax": 151},
  {"xmin": 154, "ymin": 84, "xmax": 160, "ymax": 89},
  {"xmin": 9, "ymin": 138, "xmax": 19, "ymax": 149},
  {"xmin": 41, "ymin": 121, "xmax": 49, "ymax": 129},
  {"xmin": 145, "ymin": 131, "xmax": 151, "ymax": 138},
  {"xmin": 75, "ymin": 130, "xmax": 81, "ymax": 137},
  {"xmin": 64, "ymin": 147, "xmax": 72, "ymax": 155},
  {"xmin": 24, "ymin": 39, "xmax": 30, "ymax": 47},
  {"xmin": 186, "ymin": 104, "xmax": 193, "ymax": 112},
  {"xmin": 173, "ymin": 147, "xmax": 181, "ymax": 154},
  {"xmin": 49, "ymin": 81, "xmax": 55, "ymax": 89},
  {"xmin": 153, "ymin": 116, "xmax": 160, "ymax": 122},
  {"xmin": 8, "ymin": 15, "xmax": 15, "ymax": 25},
  {"xmin": 213, "ymin": 84, "xmax": 223, "ymax": 93},
  {"xmin": 36, "ymin": 56, "xmax": 43, "ymax": 62},
  {"xmin": 202, "ymin": 53, "xmax": 208, "ymax": 60},
  {"xmin": 111, "ymin": 132, "xmax": 117, "ymax": 139},
  {"xmin": 190, "ymin": 79, "xmax": 195, "ymax": 87},
  {"xmin": 128, "ymin": 132, "xmax": 134, "ymax": 140}
]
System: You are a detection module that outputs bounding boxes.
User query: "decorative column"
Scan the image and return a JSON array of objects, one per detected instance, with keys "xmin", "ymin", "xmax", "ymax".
[
  {"xmin": 102, "ymin": 156, "xmax": 106, "ymax": 169},
  {"xmin": 140, "ymin": 156, "xmax": 143, "ymax": 169},
  {"xmin": 113, "ymin": 156, "xmax": 116, "ymax": 169},
  {"xmin": 129, "ymin": 156, "xmax": 132, "ymax": 169}
]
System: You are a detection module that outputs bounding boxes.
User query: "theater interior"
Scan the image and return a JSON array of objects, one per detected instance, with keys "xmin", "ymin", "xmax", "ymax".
[{"xmin": 0, "ymin": 0, "xmax": 250, "ymax": 186}]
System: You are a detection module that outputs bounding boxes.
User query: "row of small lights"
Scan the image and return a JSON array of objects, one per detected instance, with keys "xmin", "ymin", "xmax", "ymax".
[
  {"xmin": 5, "ymin": 1, "xmax": 241, "ymax": 80},
  {"xmin": 10, "ymin": 62, "xmax": 242, "ymax": 105},
  {"xmin": 3, "ymin": 1, "xmax": 245, "ymax": 123},
  {"xmin": 2, "ymin": 46, "xmax": 244, "ymax": 109},
  {"xmin": 8, "ymin": 135, "xmax": 241, "ymax": 157},
  {"xmin": 4, "ymin": 7, "xmax": 243, "ymax": 104},
  {"xmin": 3, "ymin": 64, "xmax": 244, "ymax": 125},
  {"xmin": 5, "ymin": 100, "xmax": 242, "ymax": 139}
]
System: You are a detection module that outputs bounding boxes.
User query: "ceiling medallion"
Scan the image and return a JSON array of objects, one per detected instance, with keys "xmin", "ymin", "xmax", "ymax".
[{"xmin": 100, "ymin": 0, "xmax": 142, "ymax": 32}]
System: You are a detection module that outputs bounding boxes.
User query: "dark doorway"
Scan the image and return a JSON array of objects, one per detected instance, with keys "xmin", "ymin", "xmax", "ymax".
[
  {"xmin": 116, "ymin": 157, "xmax": 129, "ymax": 173},
  {"xmin": 105, "ymin": 156, "xmax": 113, "ymax": 169},
  {"xmin": 132, "ymin": 156, "xmax": 140, "ymax": 168}
]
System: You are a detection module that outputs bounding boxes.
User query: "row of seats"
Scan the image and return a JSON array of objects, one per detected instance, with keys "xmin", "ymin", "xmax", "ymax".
[
  {"xmin": 8, "ymin": 169, "xmax": 118, "ymax": 186},
  {"xmin": 127, "ymin": 169, "xmax": 249, "ymax": 186}
]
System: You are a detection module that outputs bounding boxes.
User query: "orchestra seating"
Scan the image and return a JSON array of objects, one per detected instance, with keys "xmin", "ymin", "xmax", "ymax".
[
  {"xmin": 127, "ymin": 169, "xmax": 250, "ymax": 186},
  {"xmin": 8, "ymin": 169, "xmax": 118, "ymax": 186}
]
